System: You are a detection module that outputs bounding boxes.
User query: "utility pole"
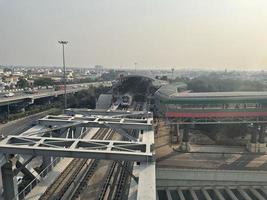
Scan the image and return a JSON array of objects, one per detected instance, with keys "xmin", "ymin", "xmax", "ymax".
[
  {"xmin": 7, "ymin": 103, "xmax": 9, "ymax": 122},
  {"xmin": 134, "ymin": 62, "xmax": 137, "ymax": 73},
  {"xmin": 171, "ymin": 68, "xmax": 174, "ymax": 80},
  {"xmin": 58, "ymin": 40, "xmax": 68, "ymax": 109}
]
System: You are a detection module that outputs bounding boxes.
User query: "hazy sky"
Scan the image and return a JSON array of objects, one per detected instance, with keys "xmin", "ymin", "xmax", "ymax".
[{"xmin": 1, "ymin": 0, "xmax": 267, "ymax": 70}]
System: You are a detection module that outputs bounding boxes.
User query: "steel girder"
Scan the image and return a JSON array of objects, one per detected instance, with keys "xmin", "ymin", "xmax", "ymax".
[
  {"xmin": 38, "ymin": 116, "xmax": 153, "ymax": 141},
  {"xmin": 64, "ymin": 108, "xmax": 152, "ymax": 118},
  {"xmin": 39, "ymin": 115, "xmax": 152, "ymax": 130},
  {"xmin": 0, "ymin": 136, "xmax": 154, "ymax": 162}
]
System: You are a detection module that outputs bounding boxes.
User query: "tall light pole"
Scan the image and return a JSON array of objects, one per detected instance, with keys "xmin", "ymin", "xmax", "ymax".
[
  {"xmin": 58, "ymin": 40, "xmax": 68, "ymax": 109},
  {"xmin": 171, "ymin": 68, "xmax": 174, "ymax": 80},
  {"xmin": 134, "ymin": 62, "xmax": 137, "ymax": 73}
]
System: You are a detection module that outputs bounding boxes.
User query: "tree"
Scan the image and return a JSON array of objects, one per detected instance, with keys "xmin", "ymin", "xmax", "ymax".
[
  {"xmin": 34, "ymin": 78, "xmax": 55, "ymax": 87},
  {"xmin": 17, "ymin": 77, "xmax": 29, "ymax": 88},
  {"xmin": 186, "ymin": 76, "xmax": 265, "ymax": 92}
]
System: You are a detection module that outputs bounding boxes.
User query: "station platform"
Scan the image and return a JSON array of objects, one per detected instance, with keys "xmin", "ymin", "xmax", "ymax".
[{"xmin": 155, "ymin": 121, "xmax": 267, "ymax": 171}]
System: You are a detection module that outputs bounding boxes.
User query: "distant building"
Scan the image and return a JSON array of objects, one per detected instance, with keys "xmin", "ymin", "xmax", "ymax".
[
  {"xmin": 95, "ymin": 65, "xmax": 104, "ymax": 75},
  {"xmin": 5, "ymin": 75, "xmax": 20, "ymax": 85}
]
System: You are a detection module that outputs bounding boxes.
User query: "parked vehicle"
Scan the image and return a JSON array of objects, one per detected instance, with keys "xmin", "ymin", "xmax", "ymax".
[
  {"xmin": 55, "ymin": 85, "xmax": 66, "ymax": 91},
  {"xmin": 4, "ymin": 92, "xmax": 15, "ymax": 97},
  {"xmin": 25, "ymin": 88, "xmax": 38, "ymax": 94}
]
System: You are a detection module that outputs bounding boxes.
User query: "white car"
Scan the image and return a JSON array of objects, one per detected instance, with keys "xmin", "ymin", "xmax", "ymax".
[{"xmin": 4, "ymin": 92, "xmax": 15, "ymax": 97}]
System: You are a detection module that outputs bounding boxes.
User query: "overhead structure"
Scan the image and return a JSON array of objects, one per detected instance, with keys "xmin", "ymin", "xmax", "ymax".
[
  {"xmin": 64, "ymin": 108, "xmax": 152, "ymax": 118},
  {"xmin": 38, "ymin": 115, "xmax": 153, "ymax": 141},
  {"xmin": 0, "ymin": 109, "xmax": 156, "ymax": 200},
  {"xmin": 155, "ymin": 84, "xmax": 267, "ymax": 124},
  {"xmin": 39, "ymin": 115, "xmax": 152, "ymax": 129},
  {"xmin": 0, "ymin": 136, "xmax": 154, "ymax": 162}
]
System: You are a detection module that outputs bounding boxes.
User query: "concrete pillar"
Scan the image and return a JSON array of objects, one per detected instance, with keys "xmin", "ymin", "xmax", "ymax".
[
  {"xmin": 180, "ymin": 126, "xmax": 191, "ymax": 152},
  {"xmin": 251, "ymin": 125, "xmax": 258, "ymax": 143},
  {"xmin": 247, "ymin": 125, "xmax": 258, "ymax": 152},
  {"xmin": 183, "ymin": 126, "xmax": 190, "ymax": 142},
  {"xmin": 171, "ymin": 124, "xmax": 179, "ymax": 143},
  {"xmin": 258, "ymin": 125, "xmax": 266, "ymax": 153},
  {"xmin": 259, "ymin": 125, "xmax": 266, "ymax": 143},
  {"xmin": 1, "ymin": 161, "xmax": 18, "ymax": 200}
]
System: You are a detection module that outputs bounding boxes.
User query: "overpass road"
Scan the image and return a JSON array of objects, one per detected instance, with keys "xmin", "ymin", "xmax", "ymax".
[{"xmin": 0, "ymin": 81, "xmax": 112, "ymax": 106}]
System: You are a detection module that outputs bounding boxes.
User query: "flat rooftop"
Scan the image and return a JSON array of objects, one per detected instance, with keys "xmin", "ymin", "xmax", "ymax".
[{"xmin": 171, "ymin": 91, "xmax": 267, "ymax": 98}]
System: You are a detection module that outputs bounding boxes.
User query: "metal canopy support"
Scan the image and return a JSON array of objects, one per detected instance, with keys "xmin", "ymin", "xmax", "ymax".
[
  {"xmin": 225, "ymin": 188, "xmax": 238, "ymax": 200},
  {"xmin": 137, "ymin": 130, "xmax": 156, "ymax": 200},
  {"xmin": 104, "ymin": 124, "xmax": 138, "ymax": 141},
  {"xmin": 15, "ymin": 160, "xmax": 36, "ymax": 180},
  {"xmin": 249, "ymin": 188, "xmax": 266, "ymax": 200},
  {"xmin": 166, "ymin": 190, "xmax": 172, "ymax": 200},
  {"xmin": 238, "ymin": 188, "xmax": 253, "ymax": 200},
  {"xmin": 201, "ymin": 189, "xmax": 212, "ymax": 200},
  {"xmin": 214, "ymin": 188, "xmax": 225, "ymax": 200},
  {"xmin": 0, "ymin": 136, "xmax": 153, "ymax": 162},
  {"xmin": 15, "ymin": 155, "xmax": 40, "ymax": 181},
  {"xmin": 190, "ymin": 189, "xmax": 199, "ymax": 200},
  {"xmin": 177, "ymin": 189, "xmax": 186, "ymax": 200}
]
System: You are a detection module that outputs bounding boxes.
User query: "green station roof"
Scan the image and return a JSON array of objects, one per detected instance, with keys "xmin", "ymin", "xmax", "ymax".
[{"xmin": 155, "ymin": 84, "xmax": 267, "ymax": 104}]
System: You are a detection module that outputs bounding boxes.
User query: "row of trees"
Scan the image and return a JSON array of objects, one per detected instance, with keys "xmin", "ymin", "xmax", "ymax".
[
  {"xmin": 16, "ymin": 77, "xmax": 56, "ymax": 88},
  {"xmin": 174, "ymin": 75, "xmax": 265, "ymax": 92},
  {"xmin": 67, "ymin": 86, "xmax": 111, "ymax": 108}
]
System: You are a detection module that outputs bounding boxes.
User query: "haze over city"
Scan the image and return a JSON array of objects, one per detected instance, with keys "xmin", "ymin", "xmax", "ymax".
[
  {"xmin": 1, "ymin": 0, "xmax": 267, "ymax": 70},
  {"xmin": 3, "ymin": 1, "xmax": 267, "ymax": 200}
]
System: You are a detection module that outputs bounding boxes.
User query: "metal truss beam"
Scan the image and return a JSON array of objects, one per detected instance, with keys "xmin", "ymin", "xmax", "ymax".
[
  {"xmin": 38, "ymin": 115, "xmax": 152, "ymax": 130},
  {"xmin": 104, "ymin": 125, "xmax": 138, "ymax": 141},
  {"xmin": 0, "ymin": 136, "xmax": 154, "ymax": 162},
  {"xmin": 64, "ymin": 108, "xmax": 152, "ymax": 118}
]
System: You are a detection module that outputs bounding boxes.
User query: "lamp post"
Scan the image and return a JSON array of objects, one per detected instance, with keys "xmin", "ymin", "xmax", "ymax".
[
  {"xmin": 134, "ymin": 62, "xmax": 137, "ymax": 73},
  {"xmin": 58, "ymin": 40, "xmax": 68, "ymax": 109}
]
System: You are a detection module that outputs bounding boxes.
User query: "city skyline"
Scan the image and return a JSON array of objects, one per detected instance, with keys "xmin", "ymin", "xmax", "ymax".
[{"xmin": 1, "ymin": 0, "xmax": 267, "ymax": 70}]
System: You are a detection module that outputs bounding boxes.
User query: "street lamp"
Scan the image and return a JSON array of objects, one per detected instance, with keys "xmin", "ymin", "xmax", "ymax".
[
  {"xmin": 58, "ymin": 40, "xmax": 68, "ymax": 109},
  {"xmin": 134, "ymin": 62, "xmax": 137, "ymax": 73}
]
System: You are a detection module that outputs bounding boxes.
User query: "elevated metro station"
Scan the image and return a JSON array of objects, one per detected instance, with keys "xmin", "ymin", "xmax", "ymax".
[
  {"xmin": 2, "ymin": 76, "xmax": 267, "ymax": 200},
  {"xmin": 154, "ymin": 83, "xmax": 267, "ymax": 152}
]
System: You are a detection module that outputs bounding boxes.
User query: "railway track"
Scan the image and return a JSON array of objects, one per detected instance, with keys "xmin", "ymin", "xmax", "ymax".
[
  {"xmin": 39, "ymin": 128, "xmax": 113, "ymax": 200},
  {"xmin": 41, "ymin": 103, "xmax": 144, "ymax": 200},
  {"xmin": 97, "ymin": 161, "xmax": 118, "ymax": 200},
  {"xmin": 96, "ymin": 103, "xmax": 143, "ymax": 200},
  {"xmin": 113, "ymin": 161, "xmax": 134, "ymax": 200}
]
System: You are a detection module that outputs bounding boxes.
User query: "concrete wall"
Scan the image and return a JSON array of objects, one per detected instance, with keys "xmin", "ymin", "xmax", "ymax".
[{"xmin": 157, "ymin": 168, "xmax": 267, "ymax": 188}]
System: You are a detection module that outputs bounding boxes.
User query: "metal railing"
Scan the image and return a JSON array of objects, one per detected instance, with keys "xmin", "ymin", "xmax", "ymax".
[{"xmin": 14, "ymin": 157, "xmax": 61, "ymax": 200}]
